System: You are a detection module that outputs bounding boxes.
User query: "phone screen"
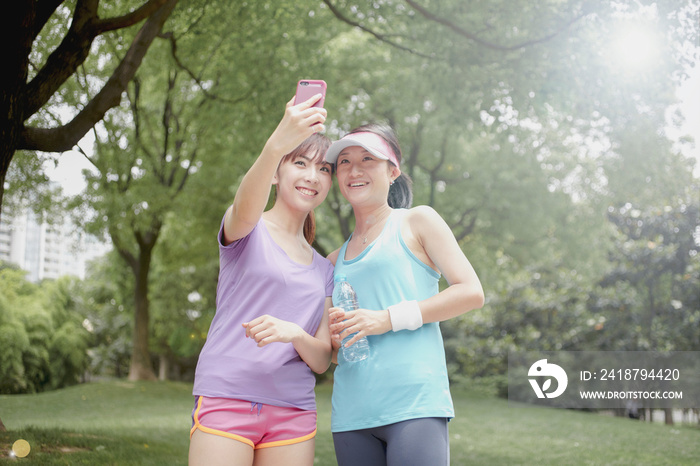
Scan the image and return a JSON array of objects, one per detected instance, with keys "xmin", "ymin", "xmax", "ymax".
[{"xmin": 294, "ymin": 80, "xmax": 327, "ymax": 108}]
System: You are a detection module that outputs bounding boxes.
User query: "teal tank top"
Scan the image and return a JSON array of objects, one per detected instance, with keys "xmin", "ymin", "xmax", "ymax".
[{"xmin": 331, "ymin": 209, "xmax": 454, "ymax": 432}]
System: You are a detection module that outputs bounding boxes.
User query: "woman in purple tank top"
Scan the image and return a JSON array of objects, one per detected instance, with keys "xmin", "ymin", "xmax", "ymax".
[{"xmin": 189, "ymin": 94, "xmax": 335, "ymax": 466}]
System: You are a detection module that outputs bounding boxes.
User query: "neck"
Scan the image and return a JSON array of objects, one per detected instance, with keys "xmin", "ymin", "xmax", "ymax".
[
  {"xmin": 352, "ymin": 204, "xmax": 393, "ymax": 239},
  {"xmin": 265, "ymin": 203, "xmax": 308, "ymax": 239}
]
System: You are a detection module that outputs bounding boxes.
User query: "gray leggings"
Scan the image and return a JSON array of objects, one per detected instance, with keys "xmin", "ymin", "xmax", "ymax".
[{"xmin": 332, "ymin": 417, "xmax": 449, "ymax": 466}]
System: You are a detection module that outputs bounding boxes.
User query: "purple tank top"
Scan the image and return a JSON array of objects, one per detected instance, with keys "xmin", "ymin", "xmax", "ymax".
[{"xmin": 193, "ymin": 216, "xmax": 334, "ymax": 410}]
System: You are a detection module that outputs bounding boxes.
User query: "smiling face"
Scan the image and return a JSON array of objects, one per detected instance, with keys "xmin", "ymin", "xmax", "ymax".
[
  {"xmin": 274, "ymin": 151, "xmax": 333, "ymax": 213},
  {"xmin": 335, "ymin": 146, "xmax": 401, "ymax": 207}
]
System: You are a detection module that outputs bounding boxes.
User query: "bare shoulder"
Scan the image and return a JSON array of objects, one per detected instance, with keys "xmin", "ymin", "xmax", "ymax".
[
  {"xmin": 406, "ymin": 205, "xmax": 440, "ymax": 220},
  {"xmin": 405, "ymin": 205, "xmax": 448, "ymax": 234}
]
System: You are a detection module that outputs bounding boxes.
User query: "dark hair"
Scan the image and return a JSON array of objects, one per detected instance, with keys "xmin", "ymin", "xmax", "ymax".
[
  {"xmin": 347, "ymin": 124, "xmax": 413, "ymax": 208},
  {"xmin": 279, "ymin": 133, "xmax": 332, "ymax": 244}
]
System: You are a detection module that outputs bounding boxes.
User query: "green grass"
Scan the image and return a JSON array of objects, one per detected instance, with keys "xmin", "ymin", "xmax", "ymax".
[
  {"xmin": 0, "ymin": 381, "xmax": 698, "ymax": 465},
  {"xmin": 0, "ymin": 380, "xmax": 192, "ymax": 465}
]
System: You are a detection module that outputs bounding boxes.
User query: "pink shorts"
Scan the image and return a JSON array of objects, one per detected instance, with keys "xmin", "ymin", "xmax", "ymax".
[{"xmin": 190, "ymin": 396, "xmax": 317, "ymax": 449}]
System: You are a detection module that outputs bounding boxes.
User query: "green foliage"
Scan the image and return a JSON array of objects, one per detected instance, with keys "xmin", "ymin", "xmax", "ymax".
[
  {"xmin": 0, "ymin": 305, "xmax": 30, "ymax": 394},
  {"xmin": 49, "ymin": 323, "xmax": 89, "ymax": 389},
  {"xmin": 0, "ymin": 266, "xmax": 89, "ymax": 394},
  {"xmin": 446, "ymin": 260, "xmax": 601, "ymax": 382},
  {"xmin": 596, "ymin": 181, "xmax": 700, "ymax": 351},
  {"xmin": 76, "ymin": 253, "xmax": 134, "ymax": 378},
  {"xmin": 3, "ymin": 150, "xmax": 62, "ymax": 221},
  {"xmin": 6, "ymin": 0, "xmax": 697, "ymax": 387},
  {"xmin": 149, "ymin": 214, "xmax": 219, "ymax": 363},
  {"xmin": 0, "ymin": 268, "xmax": 33, "ymax": 394},
  {"xmin": 17, "ymin": 305, "xmax": 52, "ymax": 393}
]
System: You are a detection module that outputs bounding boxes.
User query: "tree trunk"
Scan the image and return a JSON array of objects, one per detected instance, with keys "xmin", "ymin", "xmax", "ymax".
[
  {"xmin": 664, "ymin": 408, "xmax": 674, "ymax": 426},
  {"xmin": 0, "ymin": 2, "xmax": 33, "ymax": 221},
  {"xmin": 159, "ymin": 354, "xmax": 169, "ymax": 381},
  {"xmin": 0, "ymin": 151, "xmax": 11, "ymax": 224},
  {"xmin": 0, "ymin": 416, "xmax": 6, "ymax": 431},
  {"xmin": 127, "ymin": 239, "xmax": 157, "ymax": 381}
]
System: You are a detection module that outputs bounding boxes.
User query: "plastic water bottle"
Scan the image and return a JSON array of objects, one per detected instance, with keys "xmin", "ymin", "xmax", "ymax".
[{"xmin": 332, "ymin": 274, "xmax": 370, "ymax": 363}]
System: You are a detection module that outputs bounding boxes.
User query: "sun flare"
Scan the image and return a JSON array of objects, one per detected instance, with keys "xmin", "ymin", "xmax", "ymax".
[{"xmin": 610, "ymin": 23, "xmax": 662, "ymax": 71}]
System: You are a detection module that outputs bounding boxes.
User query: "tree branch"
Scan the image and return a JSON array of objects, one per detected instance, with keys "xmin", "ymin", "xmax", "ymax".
[
  {"xmin": 161, "ymin": 31, "xmax": 257, "ymax": 104},
  {"xmin": 20, "ymin": 0, "xmax": 179, "ymax": 153},
  {"xmin": 33, "ymin": 0, "xmax": 66, "ymax": 41},
  {"xmin": 404, "ymin": 0, "xmax": 587, "ymax": 51},
  {"xmin": 452, "ymin": 206, "xmax": 478, "ymax": 243},
  {"xmin": 27, "ymin": 1, "xmax": 170, "ymax": 117},
  {"xmin": 25, "ymin": 0, "xmax": 101, "ymax": 116},
  {"xmin": 322, "ymin": 0, "xmax": 438, "ymax": 59},
  {"xmin": 173, "ymin": 146, "xmax": 197, "ymax": 195},
  {"xmin": 96, "ymin": 0, "xmax": 170, "ymax": 33},
  {"xmin": 110, "ymin": 225, "xmax": 139, "ymax": 273}
]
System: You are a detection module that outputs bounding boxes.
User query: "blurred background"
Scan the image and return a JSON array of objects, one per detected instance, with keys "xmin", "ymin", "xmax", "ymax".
[{"xmin": 1, "ymin": 0, "xmax": 698, "ymax": 426}]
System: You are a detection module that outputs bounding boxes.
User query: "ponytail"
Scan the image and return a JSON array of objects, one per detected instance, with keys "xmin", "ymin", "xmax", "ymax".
[
  {"xmin": 303, "ymin": 211, "xmax": 316, "ymax": 245},
  {"xmin": 388, "ymin": 173, "xmax": 413, "ymax": 208}
]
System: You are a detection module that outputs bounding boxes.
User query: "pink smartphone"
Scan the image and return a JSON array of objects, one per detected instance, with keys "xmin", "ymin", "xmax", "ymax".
[{"xmin": 294, "ymin": 79, "xmax": 327, "ymax": 107}]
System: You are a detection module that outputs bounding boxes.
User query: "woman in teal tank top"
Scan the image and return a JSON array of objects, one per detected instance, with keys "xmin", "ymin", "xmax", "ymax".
[{"xmin": 324, "ymin": 124, "xmax": 485, "ymax": 466}]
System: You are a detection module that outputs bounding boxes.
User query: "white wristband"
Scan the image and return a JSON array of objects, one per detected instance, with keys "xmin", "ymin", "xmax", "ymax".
[{"xmin": 388, "ymin": 300, "xmax": 423, "ymax": 332}]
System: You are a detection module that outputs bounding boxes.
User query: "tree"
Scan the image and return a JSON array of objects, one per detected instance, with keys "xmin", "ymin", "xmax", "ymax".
[
  {"xmin": 74, "ymin": 50, "xmax": 202, "ymax": 380},
  {"xmin": 70, "ymin": 0, "xmax": 351, "ymax": 380},
  {"xmin": 0, "ymin": 0, "xmax": 178, "ymax": 219}
]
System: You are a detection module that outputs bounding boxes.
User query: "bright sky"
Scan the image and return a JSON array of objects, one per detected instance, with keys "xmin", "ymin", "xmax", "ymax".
[{"xmin": 46, "ymin": 132, "xmax": 96, "ymax": 196}]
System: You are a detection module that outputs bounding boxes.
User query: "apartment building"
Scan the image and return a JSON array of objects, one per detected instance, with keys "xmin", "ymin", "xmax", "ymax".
[{"xmin": 0, "ymin": 205, "xmax": 110, "ymax": 282}]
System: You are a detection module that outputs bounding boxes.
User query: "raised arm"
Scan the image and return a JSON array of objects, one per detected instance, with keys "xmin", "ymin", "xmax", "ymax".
[{"xmin": 222, "ymin": 95, "xmax": 327, "ymax": 244}]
